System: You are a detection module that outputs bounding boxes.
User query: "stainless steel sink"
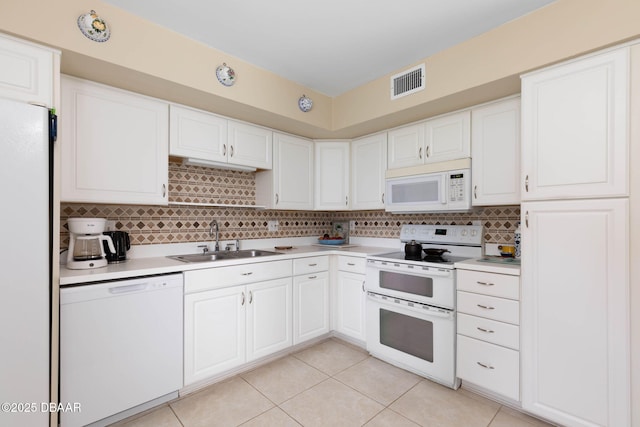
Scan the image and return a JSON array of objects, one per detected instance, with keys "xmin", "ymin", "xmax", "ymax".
[
  {"xmin": 168, "ymin": 253, "xmax": 234, "ymax": 263},
  {"xmin": 167, "ymin": 249, "xmax": 280, "ymax": 263}
]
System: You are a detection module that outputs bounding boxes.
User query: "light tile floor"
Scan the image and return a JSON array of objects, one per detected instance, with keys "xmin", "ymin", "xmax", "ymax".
[{"xmin": 113, "ymin": 338, "xmax": 554, "ymax": 427}]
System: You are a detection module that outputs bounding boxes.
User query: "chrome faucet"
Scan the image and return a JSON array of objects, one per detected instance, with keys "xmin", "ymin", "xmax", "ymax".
[{"xmin": 210, "ymin": 219, "xmax": 220, "ymax": 252}]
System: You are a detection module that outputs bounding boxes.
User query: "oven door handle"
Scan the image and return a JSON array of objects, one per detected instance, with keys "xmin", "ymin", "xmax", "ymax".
[
  {"xmin": 367, "ymin": 263, "xmax": 452, "ymax": 277},
  {"xmin": 367, "ymin": 292, "xmax": 453, "ymax": 319}
]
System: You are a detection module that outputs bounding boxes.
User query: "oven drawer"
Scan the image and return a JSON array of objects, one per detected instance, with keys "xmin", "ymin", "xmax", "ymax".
[
  {"xmin": 293, "ymin": 256, "xmax": 329, "ymax": 275},
  {"xmin": 457, "ymin": 269, "xmax": 519, "ymax": 300},
  {"xmin": 456, "ymin": 335, "xmax": 519, "ymax": 401},
  {"xmin": 457, "ymin": 313, "xmax": 519, "ymax": 350},
  {"xmin": 338, "ymin": 256, "xmax": 366, "ymax": 274},
  {"xmin": 457, "ymin": 291, "xmax": 519, "ymax": 325}
]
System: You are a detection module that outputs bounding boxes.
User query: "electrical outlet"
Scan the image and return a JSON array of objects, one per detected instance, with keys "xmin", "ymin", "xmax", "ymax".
[
  {"xmin": 267, "ymin": 220, "xmax": 279, "ymax": 232},
  {"xmin": 349, "ymin": 220, "xmax": 356, "ymax": 231},
  {"xmin": 105, "ymin": 220, "xmax": 116, "ymax": 231}
]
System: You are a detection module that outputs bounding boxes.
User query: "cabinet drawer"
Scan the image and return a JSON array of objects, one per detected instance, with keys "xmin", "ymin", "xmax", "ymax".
[
  {"xmin": 185, "ymin": 259, "xmax": 292, "ymax": 293},
  {"xmin": 293, "ymin": 256, "xmax": 329, "ymax": 275},
  {"xmin": 457, "ymin": 291, "xmax": 519, "ymax": 325},
  {"xmin": 457, "ymin": 269, "xmax": 519, "ymax": 300},
  {"xmin": 337, "ymin": 256, "xmax": 366, "ymax": 274},
  {"xmin": 457, "ymin": 335, "xmax": 519, "ymax": 401},
  {"xmin": 457, "ymin": 313, "xmax": 519, "ymax": 350}
]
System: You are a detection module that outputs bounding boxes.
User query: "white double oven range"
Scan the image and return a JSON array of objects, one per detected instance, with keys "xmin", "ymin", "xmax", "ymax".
[{"xmin": 365, "ymin": 224, "xmax": 483, "ymax": 389}]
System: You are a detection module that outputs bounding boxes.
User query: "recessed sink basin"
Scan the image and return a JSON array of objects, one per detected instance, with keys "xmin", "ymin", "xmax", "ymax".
[
  {"xmin": 231, "ymin": 249, "xmax": 280, "ymax": 258},
  {"xmin": 168, "ymin": 253, "xmax": 234, "ymax": 263},
  {"xmin": 167, "ymin": 249, "xmax": 280, "ymax": 263}
]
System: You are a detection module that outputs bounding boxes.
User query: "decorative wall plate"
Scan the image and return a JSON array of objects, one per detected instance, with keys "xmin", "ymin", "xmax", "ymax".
[
  {"xmin": 216, "ymin": 63, "xmax": 236, "ymax": 86},
  {"xmin": 298, "ymin": 94, "xmax": 313, "ymax": 112},
  {"xmin": 77, "ymin": 10, "xmax": 110, "ymax": 42}
]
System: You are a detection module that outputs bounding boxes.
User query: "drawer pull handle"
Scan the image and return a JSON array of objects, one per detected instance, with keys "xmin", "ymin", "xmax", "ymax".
[
  {"xmin": 241, "ymin": 272, "xmax": 254, "ymax": 276},
  {"xmin": 476, "ymin": 281, "xmax": 494, "ymax": 286},
  {"xmin": 241, "ymin": 292, "xmax": 245, "ymax": 306},
  {"xmin": 308, "ymin": 275, "xmax": 317, "ymax": 279},
  {"xmin": 477, "ymin": 362, "xmax": 495, "ymax": 370},
  {"xmin": 477, "ymin": 304, "xmax": 495, "ymax": 310},
  {"xmin": 477, "ymin": 327, "xmax": 495, "ymax": 334},
  {"xmin": 347, "ymin": 262, "xmax": 355, "ymax": 266},
  {"xmin": 249, "ymin": 290, "xmax": 253, "ymax": 304},
  {"xmin": 308, "ymin": 263, "xmax": 317, "ymax": 266}
]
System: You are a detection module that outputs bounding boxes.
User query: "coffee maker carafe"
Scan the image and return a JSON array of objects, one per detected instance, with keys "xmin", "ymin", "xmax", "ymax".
[{"xmin": 66, "ymin": 218, "xmax": 115, "ymax": 269}]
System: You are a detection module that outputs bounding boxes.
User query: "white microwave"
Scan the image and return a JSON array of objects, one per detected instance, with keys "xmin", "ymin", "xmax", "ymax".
[{"xmin": 385, "ymin": 162, "xmax": 472, "ymax": 213}]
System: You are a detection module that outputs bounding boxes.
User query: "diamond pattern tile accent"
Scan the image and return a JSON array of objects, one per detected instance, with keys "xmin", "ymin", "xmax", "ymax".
[{"xmin": 60, "ymin": 163, "xmax": 521, "ymax": 247}]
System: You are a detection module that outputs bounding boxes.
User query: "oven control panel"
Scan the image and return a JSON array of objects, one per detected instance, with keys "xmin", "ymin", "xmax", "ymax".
[{"xmin": 400, "ymin": 224, "xmax": 483, "ymax": 246}]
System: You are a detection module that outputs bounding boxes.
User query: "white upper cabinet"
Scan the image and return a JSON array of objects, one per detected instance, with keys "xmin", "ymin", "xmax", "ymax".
[
  {"xmin": 169, "ymin": 104, "xmax": 227, "ymax": 163},
  {"xmin": 351, "ymin": 133, "xmax": 387, "ymax": 210},
  {"xmin": 227, "ymin": 120, "xmax": 272, "ymax": 170},
  {"xmin": 424, "ymin": 110, "xmax": 471, "ymax": 162},
  {"xmin": 169, "ymin": 104, "xmax": 272, "ymax": 170},
  {"xmin": 255, "ymin": 133, "xmax": 314, "ymax": 210},
  {"xmin": 314, "ymin": 141, "xmax": 350, "ymax": 210},
  {"xmin": 387, "ymin": 123, "xmax": 424, "ymax": 169},
  {"xmin": 60, "ymin": 76, "xmax": 169, "ymax": 205},
  {"xmin": 521, "ymin": 47, "xmax": 629, "ymax": 200},
  {"xmin": 388, "ymin": 110, "xmax": 470, "ymax": 169},
  {"xmin": 0, "ymin": 33, "xmax": 58, "ymax": 107},
  {"xmin": 471, "ymin": 98, "xmax": 521, "ymax": 206}
]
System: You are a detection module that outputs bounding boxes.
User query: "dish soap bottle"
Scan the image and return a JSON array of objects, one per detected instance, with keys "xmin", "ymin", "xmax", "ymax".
[{"xmin": 514, "ymin": 222, "xmax": 521, "ymax": 258}]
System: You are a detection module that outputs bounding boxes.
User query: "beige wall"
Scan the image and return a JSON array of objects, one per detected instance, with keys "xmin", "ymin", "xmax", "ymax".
[{"xmin": 2, "ymin": 0, "xmax": 640, "ymax": 138}]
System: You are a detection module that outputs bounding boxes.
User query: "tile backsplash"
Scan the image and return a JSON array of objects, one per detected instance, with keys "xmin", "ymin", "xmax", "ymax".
[{"xmin": 60, "ymin": 162, "xmax": 520, "ymax": 248}]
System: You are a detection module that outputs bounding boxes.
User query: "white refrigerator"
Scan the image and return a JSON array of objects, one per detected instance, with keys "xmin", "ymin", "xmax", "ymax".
[{"xmin": 0, "ymin": 97, "xmax": 52, "ymax": 426}]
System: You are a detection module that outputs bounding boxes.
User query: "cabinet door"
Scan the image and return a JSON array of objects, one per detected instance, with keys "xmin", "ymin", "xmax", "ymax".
[
  {"xmin": 521, "ymin": 48, "xmax": 629, "ymax": 200},
  {"xmin": 266, "ymin": 133, "xmax": 314, "ymax": 210},
  {"xmin": 293, "ymin": 271, "xmax": 330, "ymax": 344},
  {"xmin": 521, "ymin": 199, "xmax": 629, "ymax": 427},
  {"xmin": 184, "ymin": 287, "xmax": 246, "ymax": 385},
  {"xmin": 351, "ymin": 133, "xmax": 387, "ymax": 210},
  {"xmin": 471, "ymin": 98, "xmax": 521, "ymax": 206},
  {"xmin": 246, "ymin": 278, "xmax": 292, "ymax": 361},
  {"xmin": 60, "ymin": 76, "xmax": 169, "ymax": 205},
  {"xmin": 169, "ymin": 104, "xmax": 227, "ymax": 163},
  {"xmin": 0, "ymin": 34, "xmax": 55, "ymax": 107},
  {"xmin": 228, "ymin": 120, "xmax": 272, "ymax": 169},
  {"xmin": 314, "ymin": 141, "xmax": 350, "ymax": 210},
  {"xmin": 335, "ymin": 271, "xmax": 366, "ymax": 342},
  {"xmin": 387, "ymin": 123, "xmax": 424, "ymax": 169},
  {"xmin": 424, "ymin": 110, "xmax": 470, "ymax": 162}
]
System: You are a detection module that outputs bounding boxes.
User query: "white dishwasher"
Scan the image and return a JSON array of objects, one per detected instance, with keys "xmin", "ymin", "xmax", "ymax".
[{"xmin": 60, "ymin": 274, "xmax": 183, "ymax": 427}]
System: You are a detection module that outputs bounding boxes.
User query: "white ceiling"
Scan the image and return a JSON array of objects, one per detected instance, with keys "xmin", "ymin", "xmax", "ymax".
[{"xmin": 102, "ymin": 0, "xmax": 556, "ymax": 96}]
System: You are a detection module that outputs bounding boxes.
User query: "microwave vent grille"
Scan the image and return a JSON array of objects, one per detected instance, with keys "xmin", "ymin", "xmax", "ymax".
[{"xmin": 390, "ymin": 64, "xmax": 425, "ymax": 100}]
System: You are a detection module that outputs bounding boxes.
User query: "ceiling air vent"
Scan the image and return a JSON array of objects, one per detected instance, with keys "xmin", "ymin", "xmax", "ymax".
[{"xmin": 390, "ymin": 64, "xmax": 425, "ymax": 100}]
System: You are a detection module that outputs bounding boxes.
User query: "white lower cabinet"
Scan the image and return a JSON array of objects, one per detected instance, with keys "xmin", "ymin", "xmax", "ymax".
[
  {"xmin": 183, "ymin": 262, "xmax": 292, "ymax": 386},
  {"xmin": 334, "ymin": 256, "xmax": 367, "ymax": 342},
  {"xmin": 456, "ymin": 268, "xmax": 520, "ymax": 401},
  {"xmin": 521, "ymin": 198, "xmax": 630, "ymax": 427},
  {"xmin": 292, "ymin": 257, "xmax": 330, "ymax": 345}
]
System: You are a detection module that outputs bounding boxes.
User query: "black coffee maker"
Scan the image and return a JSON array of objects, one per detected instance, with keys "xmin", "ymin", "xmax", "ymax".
[{"xmin": 102, "ymin": 231, "xmax": 130, "ymax": 263}]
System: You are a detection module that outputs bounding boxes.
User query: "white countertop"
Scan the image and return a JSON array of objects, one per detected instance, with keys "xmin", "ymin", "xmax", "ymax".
[
  {"xmin": 60, "ymin": 244, "xmax": 392, "ymax": 286},
  {"xmin": 454, "ymin": 257, "xmax": 521, "ymax": 276}
]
